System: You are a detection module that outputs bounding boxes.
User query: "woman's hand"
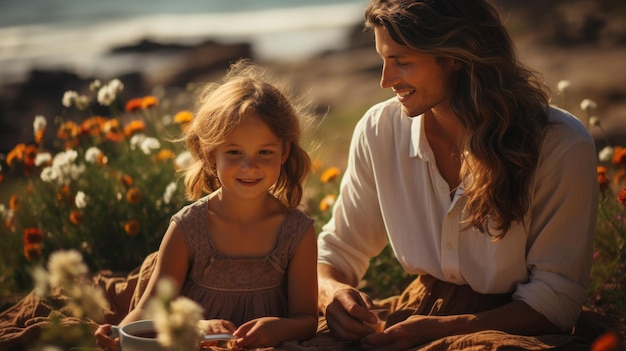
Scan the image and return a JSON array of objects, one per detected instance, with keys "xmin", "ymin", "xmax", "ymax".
[
  {"xmin": 198, "ymin": 319, "xmax": 237, "ymax": 335},
  {"xmin": 359, "ymin": 315, "xmax": 443, "ymax": 351},
  {"xmin": 324, "ymin": 287, "xmax": 380, "ymax": 342},
  {"xmin": 94, "ymin": 324, "xmax": 120, "ymax": 351}
]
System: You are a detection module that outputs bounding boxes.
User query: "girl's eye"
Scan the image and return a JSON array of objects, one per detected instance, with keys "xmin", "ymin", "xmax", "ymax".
[
  {"xmin": 226, "ymin": 150, "xmax": 241, "ymax": 155},
  {"xmin": 259, "ymin": 150, "xmax": 273, "ymax": 155}
]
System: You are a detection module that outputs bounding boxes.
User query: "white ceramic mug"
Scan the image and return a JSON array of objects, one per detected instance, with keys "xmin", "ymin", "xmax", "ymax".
[{"xmin": 110, "ymin": 319, "xmax": 165, "ymax": 351}]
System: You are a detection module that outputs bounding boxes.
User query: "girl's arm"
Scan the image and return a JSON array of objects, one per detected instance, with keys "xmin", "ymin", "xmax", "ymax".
[
  {"xmin": 120, "ymin": 221, "xmax": 190, "ymax": 325},
  {"xmin": 233, "ymin": 224, "xmax": 318, "ymax": 347},
  {"xmin": 285, "ymin": 224, "xmax": 319, "ymax": 337}
]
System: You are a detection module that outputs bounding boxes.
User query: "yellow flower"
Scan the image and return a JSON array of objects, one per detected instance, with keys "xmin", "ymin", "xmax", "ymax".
[
  {"xmin": 6, "ymin": 144, "xmax": 26, "ymax": 167},
  {"xmin": 319, "ymin": 194, "xmax": 337, "ymax": 212},
  {"xmin": 141, "ymin": 96, "xmax": 159, "ymax": 109},
  {"xmin": 174, "ymin": 110, "xmax": 194, "ymax": 124},
  {"xmin": 155, "ymin": 149, "xmax": 175, "ymax": 162},
  {"xmin": 124, "ymin": 120, "xmax": 146, "ymax": 137},
  {"xmin": 320, "ymin": 167, "xmax": 341, "ymax": 184}
]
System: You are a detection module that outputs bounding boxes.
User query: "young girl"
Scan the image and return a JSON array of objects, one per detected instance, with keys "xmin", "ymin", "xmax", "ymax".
[{"xmin": 95, "ymin": 61, "xmax": 318, "ymax": 350}]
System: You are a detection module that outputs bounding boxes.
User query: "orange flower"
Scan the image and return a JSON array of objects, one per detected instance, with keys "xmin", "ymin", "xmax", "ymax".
[
  {"xmin": 124, "ymin": 219, "xmax": 141, "ymax": 236},
  {"xmin": 174, "ymin": 110, "xmax": 194, "ymax": 124},
  {"xmin": 618, "ymin": 186, "xmax": 626, "ymax": 207},
  {"xmin": 35, "ymin": 129, "xmax": 45, "ymax": 144},
  {"xmin": 57, "ymin": 121, "xmax": 79, "ymax": 140},
  {"xmin": 597, "ymin": 166, "xmax": 609, "ymax": 192},
  {"xmin": 155, "ymin": 149, "xmax": 175, "ymax": 162},
  {"xmin": 9, "ymin": 194, "xmax": 18, "ymax": 210},
  {"xmin": 311, "ymin": 159, "xmax": 323, "ymax": 173},
  {"xmin": 24, "ymin": 227, "xmax": 44, "ymax": 245},
  {"xmin": 141, "ymin": 95, "xmax": 159, "ymax": 109},
  {"xmin": 23, "ymin": 144, "xmax": 38, "ymax": 167},
  {"xmin": 320, "ymin": 167, "xmax": 341, "ymax": 184},
  {"xmin": 24, "ymin": 243, "xmax": 42, "ymax": 261},
  {"xmin": 56, "ymin": 185, "xmax": 73, "ymax": 205},
  {"xmin": 69, "ymin": 210, "xmax": 83, "ymax": 224},
  {"xmin": 121, "ymin": 174, "xmax": 134, "ymax": 187},
  {"xmin": 103, "ymin": 119, "xmax": 124, "ymax": 143},
  {"xmin": 0, "ymin": 174, "xmax": 3, "ymax": 184},
  {"xmin": 124, "ymin": 120, "xmax": 146, "ymax": 137},
  {"xmin": 591, "ymin": 331, "xmax": 620, "ymax": 351},
  {"xmin": 319, "ymin": 194, "xmax": 337, "ymax": 212},
  {"xmin": 80, "ymin": 116, "xmax": 106, "ymax": 137},
  {"xmin": 612, "ymin": 146, "xmax": 626, "ymax": 167},
  {"xmin": 126, "ymin": 187, "xmax": 142, "ymax": 205},
  {"xmin": 6, "ymin": 144, "xmax": 26, "ymax": 167},
  {"xmin": 125, "ymin": 98, "xmax": 144, "ymax": 112}
]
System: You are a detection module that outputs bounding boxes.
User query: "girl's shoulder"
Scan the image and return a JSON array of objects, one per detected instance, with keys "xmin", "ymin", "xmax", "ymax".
[
  {"xmin": 279, "ymin": 208, "xmax": 315, "ymax": 257},
  {"xmin": 171, "ymin": 196, "xmax": 210, "ymax": 225}
]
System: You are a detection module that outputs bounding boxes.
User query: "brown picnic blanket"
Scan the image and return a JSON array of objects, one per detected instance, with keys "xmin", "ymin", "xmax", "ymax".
[{"xmin": 1, "ymin": 252, "xmax": 623, "ymax": 351}]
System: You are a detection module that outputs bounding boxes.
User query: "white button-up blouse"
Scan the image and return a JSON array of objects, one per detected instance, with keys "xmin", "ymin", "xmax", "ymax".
[{"xmin": 317, "ymin": 97, "xmax": 599, "ymax": 331}]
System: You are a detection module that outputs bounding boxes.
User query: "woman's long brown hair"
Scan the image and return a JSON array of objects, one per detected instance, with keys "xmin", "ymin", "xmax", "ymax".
[{"xmin": 365, "ymin": 0, "xmax": 551, "ymax": 239}]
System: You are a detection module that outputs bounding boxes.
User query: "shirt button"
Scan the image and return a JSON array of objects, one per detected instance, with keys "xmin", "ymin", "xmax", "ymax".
[
  {"xmin": 446, "ymin": 242, "xmax": 453, "ymax": 249},
  {"xmin": 449, "ymin": 274, "xmax": 456, "ymax": 279}
]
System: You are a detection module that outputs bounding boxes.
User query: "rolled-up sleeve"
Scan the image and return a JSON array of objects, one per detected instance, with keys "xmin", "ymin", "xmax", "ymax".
[
  {"xmin": 514, "ymin": 132, "xmax": 598, "ymax": 331},
  {"xmin": 317, "ymin": 108, "xmax": 389, "ymax": 287}
]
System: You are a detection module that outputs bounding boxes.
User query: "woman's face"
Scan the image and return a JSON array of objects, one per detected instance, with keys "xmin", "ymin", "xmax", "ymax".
[
  {"xmin": 374, "ymin": 26, "xmax": 460, "ymax": 117},
  {"xmin": 213, "ymin": 112, "xmax": 289, "ymax": 200}
]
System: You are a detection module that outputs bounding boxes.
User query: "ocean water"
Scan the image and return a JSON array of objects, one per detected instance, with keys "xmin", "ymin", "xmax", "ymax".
[{"xmin": 0, "ymin": 0, "xmax": 370, "ymax": 83}]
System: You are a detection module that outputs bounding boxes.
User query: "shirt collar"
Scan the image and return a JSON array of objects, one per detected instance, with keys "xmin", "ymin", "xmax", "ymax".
[{"xmin": 409, "ymin": 113, "xmax": 431, "ymax": 161}]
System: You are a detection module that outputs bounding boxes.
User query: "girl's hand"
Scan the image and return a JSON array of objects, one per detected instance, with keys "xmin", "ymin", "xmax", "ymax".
[
  {"xmin": 94, "ymin": 324, "xmax": 120, "ymax": 351},
  {"xmin": 233, "ymin": 316, "xmax": 283, "ymax": 348},
  {"xmin": 198, "ymin": 319, "xmax": 237, "ymax": 335}
]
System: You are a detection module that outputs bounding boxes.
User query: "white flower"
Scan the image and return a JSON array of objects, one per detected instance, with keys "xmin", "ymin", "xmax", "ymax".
[
  {"xmin": 163, "ymin": 182, "xmax": 177, "ymax": 205},
  {"xmin": 33, "ymin": 115, "xmax": 47, "ymax": 133},
  {"xmin": 130, "ymin": 133, "xmax": 147, "ymax": 151},
  {"xmin": 598, "ymin": 146, "xmax": 614, "ymax": 162},
  {"xmin": 47, "ymin": 250, "xmax": 88, "ymax": 289},
  {"xmin": 155, "ymin": 297, "xmax": 204, "ymax": 350},
  {"xmin": 75, "ymin": 191, "xmax": 88, "ymax": 209},
  {"xmin": 31, "ymin": 265, "xmax": 50, "ymax": 298},
  {"xmin": 42, "ymin": 149, "xmax": 85, "ymax": 185},
  {"xmin": 140, "ymin": 137, "xmax": 161, "ymax": 155},
  {"xmin": 557, "ymin": 80, "xmax": 571, "ymax": 94},
  {"xmin": 66, "ymin": 284, "xmax": 109, "ymax": 322},
  {"xmin": 97, "ymin": 79, "xmax": 124, "ymax": 106},
  {"xmin": 75, "ymin": 95, "xmax": 90, "ymax": 111},
  {"xmin": 34, "ymin": 152, "xmax": 52, "ymax": 167},
  {"xmin": 62, "ymin": 91, "xmax": 79, "ymax": 108},
  {"xmin": 175, "ymin": 151, "xmax": 193, "ymax": 170},
  {"xmin": 89, "ymin": 79, "xmax": 102, "ymax": 92},
  {"xmin": 85, "ymin": 146, "xmax": 103, "ymax": 164},
  {"xmin": 145, "ymin": 278, "xmax": 204, "ymax": 350},
  {"xmin": 40, "ymin": 166, "xmax": 60, "ymax": 183},
  {"xmin": 580, "ymin": 99, "xmax": 597, "ymax": 112}
]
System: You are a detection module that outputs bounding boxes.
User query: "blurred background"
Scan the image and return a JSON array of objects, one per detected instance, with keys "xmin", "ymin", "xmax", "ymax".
[{"xmin": 1, "ymin": 0, "xmax": 625, "ymax": 166}]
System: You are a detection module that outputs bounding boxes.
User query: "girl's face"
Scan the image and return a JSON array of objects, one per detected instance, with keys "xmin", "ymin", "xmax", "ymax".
[{"xmin": 213, "ymin": 112, "xmax": 289, "ymax": 200}]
